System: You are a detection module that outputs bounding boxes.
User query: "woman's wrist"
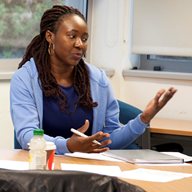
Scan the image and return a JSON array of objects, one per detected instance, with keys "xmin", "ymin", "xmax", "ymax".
[{"xmin": 140, "ymin": 113, "xmax": 151, "ymax": 124}]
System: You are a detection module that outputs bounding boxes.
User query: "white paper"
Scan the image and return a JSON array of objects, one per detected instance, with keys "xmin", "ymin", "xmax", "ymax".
[
  {"xmin": 0, "ymin": 160, "xmax": 29, "ymax": 170},
  {"xmin": 161, "ymin": 152, "xmax": 192, "ymax": 162},
  {"xmin": 136, "ymin": 163, "xmax": 191, "ymax": 166},
  {"xmin": 65, "ymin": 152, "xmax": 123, "ymax": 162},
  {"xmin": 120, "ymin": 168, "xmax": 192, "ymax": 182},
  {"xmin": 61, "ymin": 163, "xmax": 192, "ymax": 182},
  {"xmin": 61, "ymin": 163, "xmax": 122, "ymax": 176}
]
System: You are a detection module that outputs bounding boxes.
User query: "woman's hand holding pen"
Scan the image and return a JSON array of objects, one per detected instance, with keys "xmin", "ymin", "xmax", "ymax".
[
  {"xmin": 67, "ymin": 120, "xmax": 111, "ymax": 153},
  {"xmin": 140, "ymin": 87, "xmax": 177, "ymax": 124}
]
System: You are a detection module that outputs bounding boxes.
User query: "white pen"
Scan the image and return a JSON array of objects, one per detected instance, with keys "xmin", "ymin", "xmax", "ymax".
[{"xmin": 70, "ymin": 128, "xmax": 102, "ymax": 145}]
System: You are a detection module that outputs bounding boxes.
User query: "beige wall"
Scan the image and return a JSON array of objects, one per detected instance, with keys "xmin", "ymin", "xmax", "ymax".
[
  {"xmin": 0, "ymin": 80, "xmax": 13, "ymax": 149},
  {"xmin": 88, "ymin": 0, "xmax": 192, "ymax": 121}
]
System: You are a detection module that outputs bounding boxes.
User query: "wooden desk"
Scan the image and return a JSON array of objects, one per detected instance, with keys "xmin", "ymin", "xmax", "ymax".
[
  {"xmin": 141, "ymin": 118, "xmax": 192, "ymax": 151},
  {"xmin": 150, "ymin": 118, "xmax": 192, "ymax": 136},
  {"xmin": 0, "ymin": 149, "xmax": 192, "ymax": 192}
]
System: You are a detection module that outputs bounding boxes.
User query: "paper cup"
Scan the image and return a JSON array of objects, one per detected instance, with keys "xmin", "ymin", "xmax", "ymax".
[{"xmin": 45, "ymin": 142, "xmax": 56, "ymax": 170}]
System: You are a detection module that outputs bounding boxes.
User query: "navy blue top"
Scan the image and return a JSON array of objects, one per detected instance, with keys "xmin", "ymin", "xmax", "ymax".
[{"xmin": 43, "ymin": 86, "xmax": 93, "ymax": 139}]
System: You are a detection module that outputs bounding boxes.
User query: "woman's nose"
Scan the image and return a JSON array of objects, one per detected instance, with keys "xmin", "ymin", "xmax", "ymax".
[{"xmin": 74, "ymin": 38, "xmax": 84, "ymax": 48}]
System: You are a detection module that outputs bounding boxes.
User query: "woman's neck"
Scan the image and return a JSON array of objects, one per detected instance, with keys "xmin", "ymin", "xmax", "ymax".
[{"xmin": 51, "ymin": 62, "xmax": 74, "ymax": 87}]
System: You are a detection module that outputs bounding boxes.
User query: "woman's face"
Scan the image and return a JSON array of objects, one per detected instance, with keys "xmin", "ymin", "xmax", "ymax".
[{"xmin": 50, "ymin": 14, "xmax": 88, "ymax": 66}]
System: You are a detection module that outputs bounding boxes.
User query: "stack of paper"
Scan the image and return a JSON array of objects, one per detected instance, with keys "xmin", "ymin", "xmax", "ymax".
[{"xmin": 102, "ymin": 149, "xmax": 184, "ymax": 164}]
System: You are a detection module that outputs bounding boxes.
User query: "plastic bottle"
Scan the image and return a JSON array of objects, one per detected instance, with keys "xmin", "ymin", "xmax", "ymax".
[{"xmin": 29, "ymin": 129, "xmax": 47, "ymax": 170}]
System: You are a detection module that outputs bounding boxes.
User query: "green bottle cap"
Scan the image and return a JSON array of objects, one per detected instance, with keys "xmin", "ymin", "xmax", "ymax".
[{"xmin": 33, "ymin": 129, "xmax": 44, "ymax": 136}]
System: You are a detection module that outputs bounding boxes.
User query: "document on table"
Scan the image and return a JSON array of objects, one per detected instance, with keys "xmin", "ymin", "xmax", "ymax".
[
  {"xmin": 0, "ymin": 160, "xmax": 29, "ymax": 170},
  {"xmin": 161, "ymin": 152, "xmax": 192, "ymax": 162},
  {"xmin": 65, "ymin": 151, "xmax": 189, "ymax": 164},
  {"xmin": 61, "ymin": 163, "xmax": 192, "ymax": 182},
  {"xmin": 102, "ymin": 149, "xmax": 184, "ymax": 164},
  {"xmin": 136, "ymin": 162, "xmax": 191, "ymax": 166},
  {"xmin": 64, "ymin": 152, "xmax": 123, "ymax": 162},
  {"xmin": 61, "ymin": 163, "xmax": 122, "ymax": 177},
  {"xmin": 119, "ymin": 168, "xmax": 192, "ymax": 182}
]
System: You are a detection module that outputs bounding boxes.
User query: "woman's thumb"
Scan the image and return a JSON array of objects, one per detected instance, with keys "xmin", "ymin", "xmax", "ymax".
[{"xmin": 77, "ymin": 119, "xmax": 89, "ymax": 133}]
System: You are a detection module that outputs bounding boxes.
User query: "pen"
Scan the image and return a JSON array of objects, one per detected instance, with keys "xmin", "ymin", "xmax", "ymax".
[{"xmin": 70, "ymin": 128, "xmax": 102, "ymax": 145}]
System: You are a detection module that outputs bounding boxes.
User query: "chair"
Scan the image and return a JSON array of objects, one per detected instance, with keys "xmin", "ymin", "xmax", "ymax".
[
  {"xmin": 118, "ymin": 100, "xmax": 184, "ymax": 152},
  {"xmin": 117, "ymin": 100, "xmax": 150, "ymax": 149},
  {"xmin": 118, "ymin": 100, "xmax": 142, "ymax": 124},
  {"xmin": 14, "ymin": 131, "xmax": 22, "ymax": 149}
]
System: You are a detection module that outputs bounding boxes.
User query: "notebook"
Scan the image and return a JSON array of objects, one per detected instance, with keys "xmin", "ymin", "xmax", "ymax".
[{"xmin": 102, "ymin": 149, "xmax": 184, "ymax": 164}]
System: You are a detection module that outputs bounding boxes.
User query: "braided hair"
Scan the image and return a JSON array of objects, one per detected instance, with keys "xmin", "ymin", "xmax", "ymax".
[{"xmin": 19, "ymin": 5, "xmax": 98, "ymax": 111}]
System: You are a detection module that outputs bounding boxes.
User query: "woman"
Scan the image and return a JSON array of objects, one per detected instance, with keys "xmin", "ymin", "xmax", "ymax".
[{"xmin": 10, "ymin": 5, "xmax": 177, "ymax": 154}]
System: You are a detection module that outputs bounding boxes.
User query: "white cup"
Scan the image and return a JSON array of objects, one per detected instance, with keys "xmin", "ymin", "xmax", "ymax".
[{"xmin": 45, "ymin": 142, "xmax": 56, "ymax": 170}]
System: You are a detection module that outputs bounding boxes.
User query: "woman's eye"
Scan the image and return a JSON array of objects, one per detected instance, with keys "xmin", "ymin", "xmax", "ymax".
[
  {"xmin": 68, "ymin": 34, "xmax": 75, "ymax": 39},
  {"xmin": 82, "ymin": 36, "xmax": 88, "ymax": 42}
]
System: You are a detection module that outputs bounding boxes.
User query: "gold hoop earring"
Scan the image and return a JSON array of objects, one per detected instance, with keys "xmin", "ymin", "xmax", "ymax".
[{"xmin": 48, "ymin": 43, "xmax": 55, "ymax": 55}]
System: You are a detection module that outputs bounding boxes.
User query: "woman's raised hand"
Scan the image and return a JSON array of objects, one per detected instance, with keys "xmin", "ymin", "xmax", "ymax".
[{"xmin": 140, "ymin": 87, "xmax": 177, "ymax": 124}]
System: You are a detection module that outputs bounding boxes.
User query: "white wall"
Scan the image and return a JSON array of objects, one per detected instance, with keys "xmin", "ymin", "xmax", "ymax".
[
  {"xmin": 87, "ymin": 0, "xmax": 131, "ymax": 98},
  {"xmin": 0, "ymin": 80, "xmax": 13, "ymax": 149},
  {"xmin": 88, "ymin": 0, "xmax": 192, "ymax": 121}
]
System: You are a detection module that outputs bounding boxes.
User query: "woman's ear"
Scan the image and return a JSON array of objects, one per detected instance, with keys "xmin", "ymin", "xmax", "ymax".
[{"xmin": 45, "ymin": 30, "xmax": 54, "ymax": 43}]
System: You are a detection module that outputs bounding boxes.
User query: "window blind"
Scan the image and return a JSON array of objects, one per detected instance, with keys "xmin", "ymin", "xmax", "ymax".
[{"xmin": 131, "ymin": 0, "xmax": 192, "ymax": 57}]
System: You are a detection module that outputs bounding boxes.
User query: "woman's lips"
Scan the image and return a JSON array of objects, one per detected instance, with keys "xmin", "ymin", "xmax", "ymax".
[{"xmin": 71, "ymin": 53, "xmax": 82, "ymax": 60}]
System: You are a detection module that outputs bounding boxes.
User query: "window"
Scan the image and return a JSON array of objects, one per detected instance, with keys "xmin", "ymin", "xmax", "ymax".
[
  {"xmin": 0, "ymin": 0, "xmax": 88, "ymax": 80},
  {"xmin": 140, "ymin": 55, "xmax": 192, "ymax": 73},
  {"xmin": 132, "ymin": 0, "xmax": 192, "ymax": 56},
  {"xmin": 0, "ymin": 0, "xmax": 63, "ymax": 79},
  {"xmin": 129, "ymin": 0, "xmax": 192, "ymax": 76},
  {"xmin": 64, "ymin": 0, "xmax": 88, "ymax": 19}
]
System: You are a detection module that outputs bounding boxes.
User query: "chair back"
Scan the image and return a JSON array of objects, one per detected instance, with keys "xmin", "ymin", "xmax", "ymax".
[
  {"xmin": 118, "ymin": 100, "xmax": 142, "ymax": 124},
  {"xmin": 14, "ymin": 131, "xmax": 22, "ymax": 149}
]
